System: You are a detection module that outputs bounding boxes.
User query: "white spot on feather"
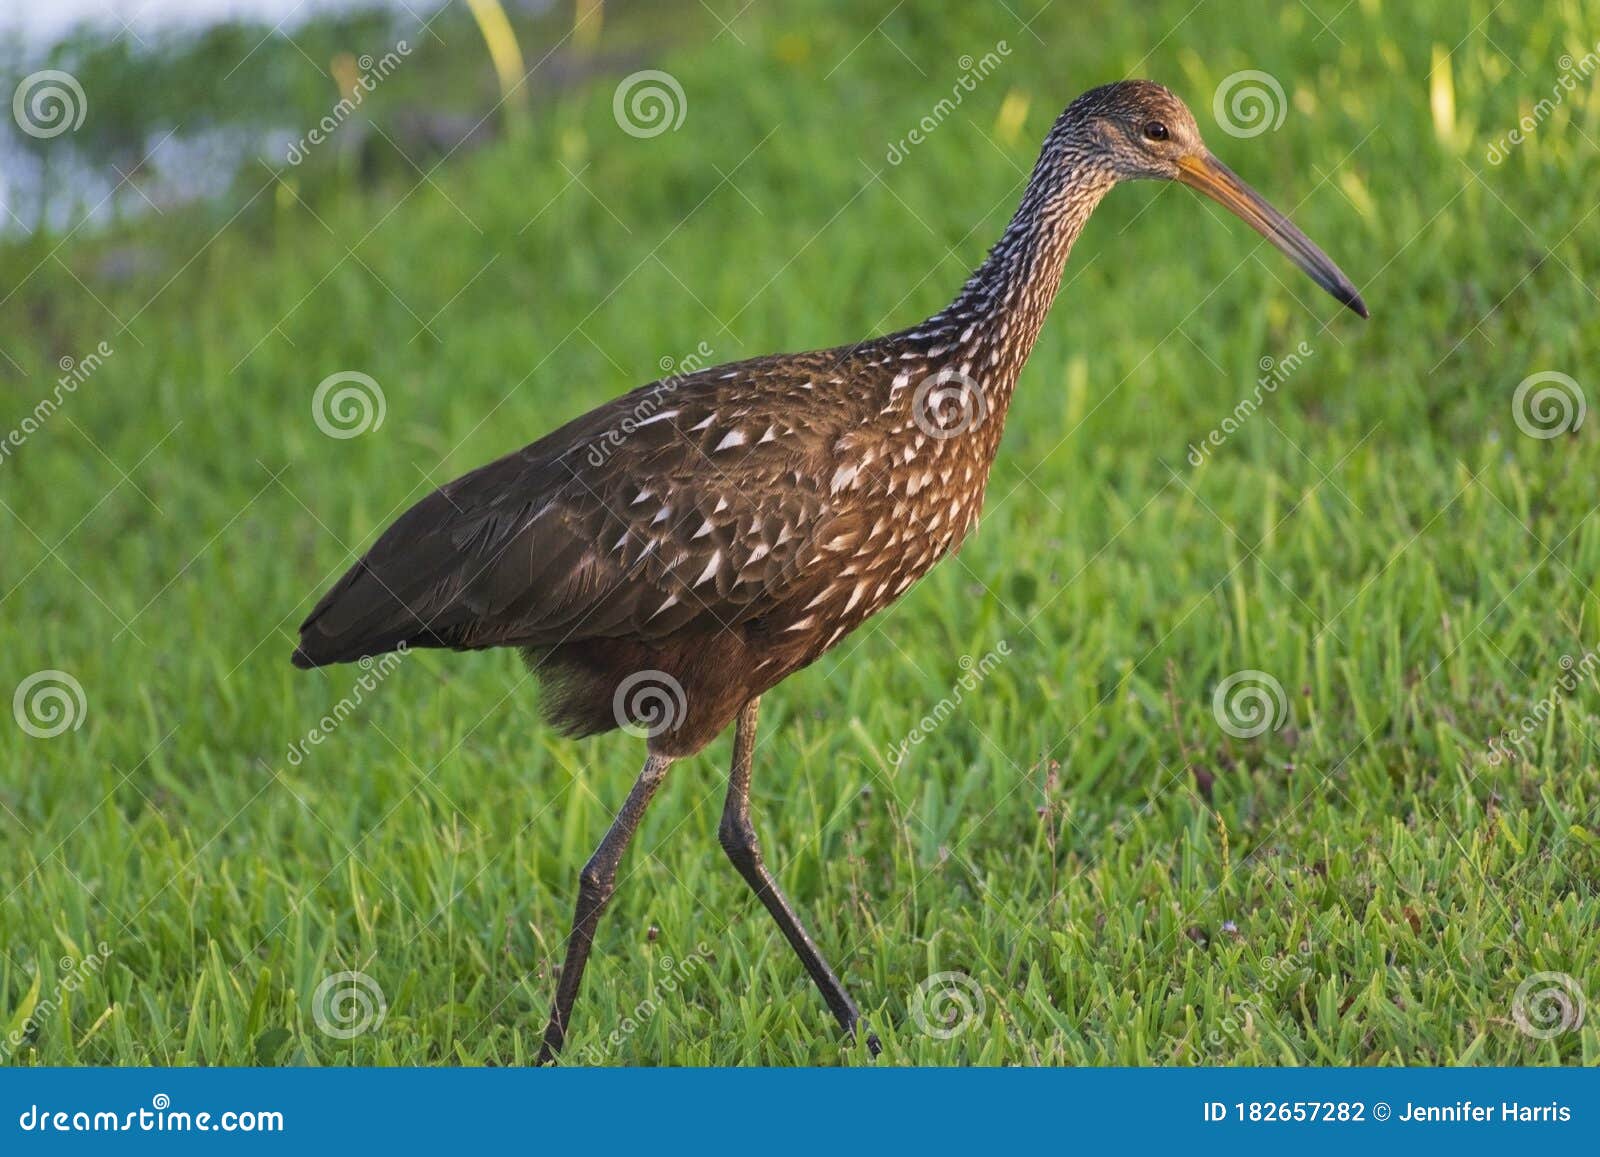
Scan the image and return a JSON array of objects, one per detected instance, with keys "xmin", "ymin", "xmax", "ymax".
[{"xmin": 695, "ymin": 550, "xmax": 723, "ymax": 587}]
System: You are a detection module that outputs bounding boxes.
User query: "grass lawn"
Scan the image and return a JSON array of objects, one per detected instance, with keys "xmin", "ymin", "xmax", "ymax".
[{"xmin": 2, "ymin": 0, "xmax": 1598, "ymax": 1065}]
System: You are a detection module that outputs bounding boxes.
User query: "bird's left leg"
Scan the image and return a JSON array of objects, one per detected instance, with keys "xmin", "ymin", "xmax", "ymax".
[
  {"xmin": 717, "ymin": 696, "xmax": 880, "ymax": 1055},
  {"xmin": 536, "ymin": 750, "xmax": 674, "ymax": 1065}
]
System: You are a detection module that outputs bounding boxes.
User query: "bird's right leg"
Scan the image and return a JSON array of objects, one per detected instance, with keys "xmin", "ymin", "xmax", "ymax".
[
  {"xmin": 717, "ymin": 696, "xmax": 880, "ymax": 1055},
  {"xmin": 537, "ymin": 750, "xmax": 673, "ymax": 1065}
]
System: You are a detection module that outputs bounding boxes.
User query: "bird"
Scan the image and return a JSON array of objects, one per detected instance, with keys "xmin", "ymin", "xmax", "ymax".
[{"xmin": 292, "ymin": 80, "xmax": 1367, "ymax": 1063}]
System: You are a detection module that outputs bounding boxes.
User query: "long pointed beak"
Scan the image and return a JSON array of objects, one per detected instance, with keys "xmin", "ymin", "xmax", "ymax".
[{"xmin": 1176, "ymin": 152, "xmax": 1368, "ymax": 319}]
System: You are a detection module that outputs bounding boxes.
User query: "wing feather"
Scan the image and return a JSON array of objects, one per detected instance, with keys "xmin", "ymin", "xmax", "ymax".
[{"xmin": 293, "ymin": 353, "xmax": 858, "ymax": 667}]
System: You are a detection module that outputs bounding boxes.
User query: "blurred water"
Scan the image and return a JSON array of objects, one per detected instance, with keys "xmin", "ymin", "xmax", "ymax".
[
  {"xmin": 2, "ymin": 1, "xmax": 445, "ymax": 49},
  {"xmin": 0, "ymin": 1, "xmax": 456, "ymax": 235}
]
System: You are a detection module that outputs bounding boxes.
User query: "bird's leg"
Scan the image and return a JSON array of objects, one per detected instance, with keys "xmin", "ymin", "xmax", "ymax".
[
  {"xmin": 717, "ymin": 697, "xmax": 880, "ymax": 1056},
  {"xmin": 537, "ymin": 750, "xmax": 674, "ymax": 1065}
]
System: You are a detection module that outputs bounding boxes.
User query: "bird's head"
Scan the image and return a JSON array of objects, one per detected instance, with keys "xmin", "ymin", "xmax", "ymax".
[{"xmin": 1060, "ymin": 80, "xmax": 1367, "ymax": 318}]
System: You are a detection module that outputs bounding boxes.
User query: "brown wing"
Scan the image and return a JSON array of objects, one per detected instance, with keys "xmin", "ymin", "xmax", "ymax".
[{"xmin": 292, "ymin": 351, "xmax": 864, "ymax": 667}]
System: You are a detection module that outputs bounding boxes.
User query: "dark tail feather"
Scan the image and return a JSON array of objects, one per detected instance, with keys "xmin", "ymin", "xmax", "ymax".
[
  {"xmin": 290, "ymin": 631, "xmax": 422, "ymax": 669},
  {"xmin": 292, "ymin": 559, "xmax": 449, "ymax": 669}
]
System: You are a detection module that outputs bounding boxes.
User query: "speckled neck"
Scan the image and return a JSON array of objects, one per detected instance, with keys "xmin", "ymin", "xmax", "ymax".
[{"xmin": 933, "ymin": 135, "xmax": 1118, "ymax": 364}]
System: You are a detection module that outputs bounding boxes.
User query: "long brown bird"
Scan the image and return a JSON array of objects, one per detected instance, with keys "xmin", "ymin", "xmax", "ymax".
[{"xmin": 293, "ymin": 80, "xmax": 1366, "ymax": 1062}]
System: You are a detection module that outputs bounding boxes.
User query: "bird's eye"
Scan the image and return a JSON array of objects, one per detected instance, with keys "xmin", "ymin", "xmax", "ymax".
[{"xmin": 1143, "ymin": 120, "xmax": 1170, "ymax": 142}]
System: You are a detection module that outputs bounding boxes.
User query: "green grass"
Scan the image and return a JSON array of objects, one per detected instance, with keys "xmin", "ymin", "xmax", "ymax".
[{"xmin": 3, "ymin": 0, "xmax": 1599, "ymax": 1066}]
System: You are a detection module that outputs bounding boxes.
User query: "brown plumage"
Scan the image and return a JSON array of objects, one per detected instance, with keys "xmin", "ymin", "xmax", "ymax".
[{"xmin": 292, "ymin": 80, "xmax": 1366, "ymax": 1061}]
